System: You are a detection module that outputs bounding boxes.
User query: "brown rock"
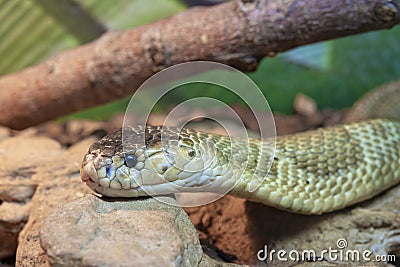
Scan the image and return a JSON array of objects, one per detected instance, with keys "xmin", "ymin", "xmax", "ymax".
[
  {"xmin": 0, "ymin": 136, "xmax": 64, "ymax": 202},
  {"xmin": 67, "ymin": 136, "xmax": 99, "ymax": 160},
  {"xmin": 0, "ymin": 135, "xmax": 67, "ymax": 260},
  {"xmin": 293, "ymin": 93, "xmax": 318, "ymax": 117},
  {"xmin": 186, "ymin": 186, "xmax": 400, "ymax": 266},
  {"xmin": 0, "ymin": 126, "xmax": 10, "ymax": 142},
  {"xmin": 199, "ymin": 254, "xmax": 244, "ymax": 267},
  {"xmin": 40, "ymin": 196, "xmax": 202, "ymax": 267},
  {"xmin": 185, "ymin": 196, "xmax": 249, "ymax": 263},
  {"xmin": 14, "ymin": 120, "xmax": 107, "ymax": 147},
  {"xmin": 15, "ymin": 137, "xmax": 93, "ymax": 266},
  {"xmin": 0, "ymin": 202, "xmax": 31, "ymax": 259},
  {"xmin": 273, "ymin": 113, "xmax": 309, "ymax": 135},
  {"xmin": 293, "ymin": 93, "xmax": 324, "ymax": 127}
]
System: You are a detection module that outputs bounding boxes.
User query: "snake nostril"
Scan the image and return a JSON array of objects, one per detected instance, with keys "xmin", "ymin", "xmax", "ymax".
[{"xmin": 106, "ymin": 165, "xmax": 114, "ymax": 178}]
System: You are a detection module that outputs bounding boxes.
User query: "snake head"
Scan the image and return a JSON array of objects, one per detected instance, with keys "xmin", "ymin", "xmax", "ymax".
[{"xmin": 81, "ymin": 126, "xmax": 226, "ymax": 197}]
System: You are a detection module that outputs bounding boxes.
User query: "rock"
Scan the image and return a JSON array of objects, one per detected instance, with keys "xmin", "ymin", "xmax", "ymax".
[
  {"xmin": 15, "ymin": 135, "xmax": 204, "ymax": 267},
  {"xmin": 185, "ymin": 196, "xmax": 250, "ymax": 263},
  {"xmin": 0, "ymin": 135, "xmax": 66, "ymax": 260},
  {"xmin": 40, "ymin": 196, "xmax": 202, "ymax": 267},
  {"xmin": 199, "ymin": 254, "xmax": 244, "ymax": 267},
  {"xmin": 186, "ymin": 186, "xmax": 400, "ymax": 266},
  {"xmin": 273, "ymin": 114, "xmax": 310, "ymax": 135},
  {"xmin": 0, "ymin": 136, "xmax": 64, "ymax": 202},
  {"xmin": 12, "ymin": 135, "xmax": 206, "ymax": 267},
  {"xmin": 293, "ymin": 93, "xmax": 324, "ymax": 126},
  {"xmin": 67, "ymin": 136, "xmax": 99, "ymax": 159},
  {"xmin": 15, "ymin": 137, "xmax": 93, "ymax": 266},
  {"xmin": 0, "ymin": 126, "xmax": 10, "ymax": 142},
  {"xmin": 14, "ymin": 120, "xmax": 107, "ymax": 147},
  {"xmin": 293, "ymin": 93, "xmax": 318, "ymax": 117},
  {"xmin": 0, "ymin": 202, "xmax": 31, "ymax": 259}
]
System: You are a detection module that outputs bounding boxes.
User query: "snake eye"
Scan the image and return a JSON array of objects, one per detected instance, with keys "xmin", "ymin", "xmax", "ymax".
[
  {"xmin": 125, "ymin": 154, "xmax": 138, "ymax": 168},
  {"xmin": 188, "ymin": 149, "xmax": 195, "ymax": 158}
]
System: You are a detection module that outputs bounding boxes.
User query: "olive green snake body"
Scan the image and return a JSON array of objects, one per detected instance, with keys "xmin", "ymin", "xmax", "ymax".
[{"xmin": 81, "ymin": 82, "xmax": 400, "ymax": 214}]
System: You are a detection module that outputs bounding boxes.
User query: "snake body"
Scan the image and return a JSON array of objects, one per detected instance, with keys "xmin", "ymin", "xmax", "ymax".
[{"xmin": 81, "ymin": 82, "xmax": 400, "ymax": 214}]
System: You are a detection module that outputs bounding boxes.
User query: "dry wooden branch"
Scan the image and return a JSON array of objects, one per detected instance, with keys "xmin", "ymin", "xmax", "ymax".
[{"xmin": 0, "ymin": 0, "xmax": 399, "ymax": 129}]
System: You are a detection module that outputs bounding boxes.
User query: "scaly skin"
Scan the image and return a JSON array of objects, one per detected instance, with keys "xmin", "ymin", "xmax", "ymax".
[{"xmin": 81, "ymin": 82, "xmax": 400, "ymax": 214}]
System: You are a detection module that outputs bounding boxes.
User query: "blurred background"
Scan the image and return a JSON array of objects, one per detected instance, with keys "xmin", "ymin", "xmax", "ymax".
[{"xmin": 1, "ymin": 0, "xmax": 399, "ymax": 120}]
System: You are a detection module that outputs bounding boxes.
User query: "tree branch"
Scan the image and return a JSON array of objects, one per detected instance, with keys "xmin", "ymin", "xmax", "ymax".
[{"xmin": 0, "ymin": 0, "xmax": 399, "ymax": 129}]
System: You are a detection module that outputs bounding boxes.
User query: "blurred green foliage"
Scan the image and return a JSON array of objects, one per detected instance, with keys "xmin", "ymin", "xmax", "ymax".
[
  {"xmin": 254, "ymin": 27, "xmax": 400, "ymax": 112},
  {"xmin": 0, "ymin": 0, "xmax": 399, "ymax": 119},
  {"xmin": 0, "ymin": 0, "xmax": 186, "ymax": 75}
]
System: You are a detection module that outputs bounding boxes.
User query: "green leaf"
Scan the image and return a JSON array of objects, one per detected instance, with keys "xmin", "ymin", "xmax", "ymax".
[{"xmin": 250, "ymin": 27, "xmax": 400, "ymax": 113}]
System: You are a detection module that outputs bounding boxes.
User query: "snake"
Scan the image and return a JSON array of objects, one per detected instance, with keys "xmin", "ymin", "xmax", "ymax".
[{"xmin": 81, "ymin": 81, "xmax": 400, "ymax": 215}]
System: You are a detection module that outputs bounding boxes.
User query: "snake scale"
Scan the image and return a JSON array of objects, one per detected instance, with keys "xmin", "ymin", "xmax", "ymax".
[{"xmin": 81, "ymin": 82, "xmax": 400, "ymax": 214}]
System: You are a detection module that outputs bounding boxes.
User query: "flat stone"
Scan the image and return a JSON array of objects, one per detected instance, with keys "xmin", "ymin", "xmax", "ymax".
[{"xmin": 40, "ymin": 196, "xmax": 202, "ymax": 267}]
